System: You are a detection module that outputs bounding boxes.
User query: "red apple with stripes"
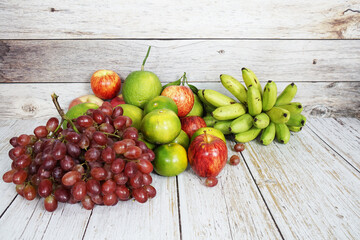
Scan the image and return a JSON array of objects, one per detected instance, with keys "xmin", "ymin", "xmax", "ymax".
[
  {"xmin": 161, "ymin": 85, "xmax": 194, "ymax": 117},
  {"xmin": 180, "ymin": 116, "xmax": 207, "ymax": 138},
  {"xmin": 91, "ymin": 70, "xmax": 121, "ymax": 100}
]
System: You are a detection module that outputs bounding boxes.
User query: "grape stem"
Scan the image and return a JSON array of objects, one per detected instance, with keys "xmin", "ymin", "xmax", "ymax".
[
  {"xmin": 51, "ymin": 93, "xmax": 80, "ymax": 134},
  {"xmin": 103, "ymin": 132, "xmax": 121, "ymax": 139},
  {"xmin": 141, "ymin": 46, "xmax": 151, "ymax": 71}
]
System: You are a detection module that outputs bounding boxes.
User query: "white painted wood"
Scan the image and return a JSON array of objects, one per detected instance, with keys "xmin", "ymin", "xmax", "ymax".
[
  {"xmin": 241, "ymin": 122, "xmax": 360, "ymax": 239},
  {"xmin": 307, "ymin": 118, "xmax": 360, "ymax": 170},
  {"xmin": 83, "ymin": 174, "xmax": 180, "ymax": 240},
  {"xmin": 1, "ymin": 40, "xmax": 360, "ymax": 83},
  {"xmin": 0, "ymin": 0, "xmax": 359, "ymax": 39},
  {"xmin": 178, "ymin": 139, "xmax": 282, "ymax": 239}
]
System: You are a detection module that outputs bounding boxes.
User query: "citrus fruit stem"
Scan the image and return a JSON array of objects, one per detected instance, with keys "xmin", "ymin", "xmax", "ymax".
[
  {"xmin": 141, "ymin": 46, "xmax": 152, "ymax": 71},
  {"xmin": 51, "ymin": 93, "xmax": 80, "ymax": 133}
]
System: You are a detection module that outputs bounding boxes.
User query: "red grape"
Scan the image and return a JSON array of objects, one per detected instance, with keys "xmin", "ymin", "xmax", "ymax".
[
  {"xmin": 84, "ymin": 148, "xmax": 101, "ymax": 162},
  {"xmin": 229, "ymin": 155, "xmax": 240, "ymax": 166},
  {"xmin": 90, "ymin": 167, "xmax": 107, "ymax": 181},
  {"xmin": 205, "ymin": 176, "xmax": 218, "ymax": 187},
  {"xmin": 101, "ymin": 179, "xmax": 116, "ymax": 195},
  {"xmin": 38, "ymin": 179, "xmax": 53, "ymax": 198},
  {"xmin": 86, "ymin": 179, "xmax": 101, "ymax": 195},
  {"xmin": 54, "ymin": 187, "xmax": 70, "ymax": 203},
  {"xmin": 3, "ymin": 169, "xmax": 17, "ymax": 183},
  {"xmin": 142, "ymin": 173, "xmax": 152, "ymax": 186},
  {"xmin": 71, "ymin": 181, "xmax": 87, "ymax": 201},
  {"xmin": 81, "ymin": 195, "xmax": 95, "ymax": 210},
  {"xmin": 110, "ymin": 158, "xmax": 125, "ymax": 174},
  {"xmin": 124, "ymin": 161, "xmax": 138, "ymax": 178},
  {"xmin": 129, "ymin": 172, "xmax": 143, "ymax": 189},
  {"xmin": 113, "ymin": 173, "xmax": 128, "ymax": 185},
  {"xmin": 76, "ymin": 115, "xmax": 94, "ymax": 128},
  {"xmin": 34, "ymin": 126, "xmax": 48, "ymax": 138},
  {"xmin": 92, "ymin": 110, "xmax": 105, "ymax": 124},
  {"xmin": 93, "ymin": 131, "xmax": 107, "ymax": 146},
  {"xmin": 17, "ymin": 134, "xmax": 31, "ymax": 146},
  {"xmin": 103, "ymin": 193, "xmax": 118, "ymax": 206},
  {"xmin": 101, "ymin": 147, "xmax": 115, "ymax": 163},
  {"xmin": 234, "ymin": 143, "xmax": 245, "ymax": 152},
  {"xmin": 132, "ymin": 188, "xmax": 148, "ymax": 203},
  {"xmin": 144, "ymin": 185, "xmax": 156, "ymax": 198},
  {"xmin": 13, "ymin": 170, "xmax": 28, "ymax": 184},
  {"xmin": 46, "ymin": 117, "xmax": 59, "ymax": 132},
  {"xmin": 44, "ymin": 195, "xmax": 58, "ymax": 212},
  {"xmin": 115, "ymin": 185, "xmax": 130, "ymax": 201},
  {"xmin": 65, "ymin": 132, "xmax": 81, "ymax": 144},
  {"xmin": 16, "ymin": 183, "xmax": 25, "ymax": 196},
  {"xmin": 112, "ymin": 106, "xmax": 123, "ymax": 118},
  {"xmin": 124, "ymin": 145, "xmax": 142, "ymax": 160},
  {"xmin": 23, "ymin": 184, "xmax": 36, "ymax": 201},
  {"xmin": 136, "ymin": 159, "xmax": 153, "ymax": 174},
  {"xmin": 62, "ymin": 170, "xmax": 81, "ymax": 186}
]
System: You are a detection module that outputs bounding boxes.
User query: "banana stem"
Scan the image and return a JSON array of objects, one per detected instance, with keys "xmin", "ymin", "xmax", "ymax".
[
  {"xmin": 51, "ymin": 93, "xmax": 80, "ymax": 134},
  {"xmin": 141, "ymin": 46, "xmax": 152, "ymax": 71}
]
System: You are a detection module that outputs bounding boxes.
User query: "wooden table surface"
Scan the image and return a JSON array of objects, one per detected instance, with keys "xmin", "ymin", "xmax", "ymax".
[{"xmin": 0, "ymin": 1, "xmax": 360, "ymax": 239}]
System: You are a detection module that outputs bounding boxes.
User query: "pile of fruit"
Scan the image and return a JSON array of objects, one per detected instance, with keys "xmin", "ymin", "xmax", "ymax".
[{"xmin": 2, "ymin": 46, "xmax": 306, "ymax": 212}]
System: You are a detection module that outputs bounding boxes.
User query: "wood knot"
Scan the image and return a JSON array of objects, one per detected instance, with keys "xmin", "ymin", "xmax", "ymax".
[
  {"xmin": 217, "ymin": 50, "xmax": 225, "ymax": 54},
  {"xmin": 22, "ymin": 104, "xmax": 38, "ymax": 114},
  {"xmin": 309, "ymin": 105, "xmax": 329, "ymax": 117},
  {"xmin": 312, "ymin": 59, "xmax": 317, "ymax": 64}
]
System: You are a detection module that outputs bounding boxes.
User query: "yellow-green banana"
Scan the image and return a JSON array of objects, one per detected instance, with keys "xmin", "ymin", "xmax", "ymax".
[
  {"xmin": 266, "ymin": 107, "xmax": 290, "ymax": 124},
  {"xmin": 203, "ymin": 89, "xmax": 236, "ymax": 107},
  {"xmin": 212, "ymin": 103, "xmax": 246, "ymax": 120},
  {"xmin": 234, "ymin": 127, "xmax": 262, "ymax": 143},
  {"xmin": 242, "ymin": 68, "xmax": 262, "ymax": 94},
  {"xmin": 197, "ymin": 90, "xmax": 216, "ymax": 112},
  {"xmin": 262, "ymin": 80, "xmax": 277, "ymax": 111},
  {"xmin": 253, "ymin": 113, "xmax": 270, "ymax": 129},
  {"xmin": 287, "ymin": 125, "xmax": 303, "ymax": 132},
  {"xmin": 203, "ymin": 114, "xmax": 217, "ymax": 127},
  {"xmin": 275, "ymin": 123, "xmax": 290, "ymax": 144},
  {"xmin": 220, "ymin": 74, "xmax": 247, "ymax": 104},
  {"xmin": 278, "ymin": 102, "xmax": 303, "ymax": 115},
  {"xmin": 275, "ymin": 83, "xmax": 297, "ymax": 106},
  {"xmin": 213, "ymin": 120, "xmax": 232, "ymax": 135},
  {"xmin": 247, "ymin": 85, "xmax": 262, "ymax": 116},
  {"xmin": 260, "ymin": 122, "xmax": 276, "ymax": 145},
  {"xmin": 286, "ymin": 113, "xmax": 306, "ymax": 127},
  {"xmin": 229, "ymin": 113, "xmax": 253, "ymax": 134}
]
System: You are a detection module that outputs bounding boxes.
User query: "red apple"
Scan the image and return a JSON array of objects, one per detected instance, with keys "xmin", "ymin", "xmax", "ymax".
[
  {"xmin": 91, "ymin": 70, "xmax": 121, "ymax": 100},
  {"xmin": 188, "ymin": 133, "xmax": 228, "ymax": 177},
  {"xmin": 110, "ymin": 94, "xmax": 125, "ymax": 108},
  {"xmin": 68, "ymin": 94, "xmax": 104, "ymax": 110},
  {"xmin": 180, "ymin": 116, "xmax": 207, "ymax": 138},
  {"xmin": 161, "ymin": 85, "xmax": 194, "ymax": 117}
]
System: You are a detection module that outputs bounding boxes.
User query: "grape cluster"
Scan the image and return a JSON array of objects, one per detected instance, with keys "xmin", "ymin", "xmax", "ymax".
[{"xmin": 2, "ymin": 101, "xmax": 156, "ymax": 212}]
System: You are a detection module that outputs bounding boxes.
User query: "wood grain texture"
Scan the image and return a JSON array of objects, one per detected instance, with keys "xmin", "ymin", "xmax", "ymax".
[
  {"xmin": 177, "ymin": 138, "xmax": 281, "ymax": 239},
  {"xmin": 0, "ymin": 82, "xmax": 358, "ymax": 122},
  {"xmin": 241, "ymin": 122, "xmax": 360, "ymax": 239},
  {"xmin": 1, "ymin": 40, "xmax": 360, "ymax": 83},
  {"xmin": 307, "ymin": 118, "xmax": 360, "ymax": 170},
  {"xmin": 83, "ymin": 175, "xmax": 180, "ymax": 240},
  {"xmin": 0, "ymin": 0, "xmax": 359, "ymax": 39}
]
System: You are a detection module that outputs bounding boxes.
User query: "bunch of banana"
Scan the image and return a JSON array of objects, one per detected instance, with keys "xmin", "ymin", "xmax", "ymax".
[{"xmin": 197, "ymin": 68, "xmax": 306, "ymax": 145}]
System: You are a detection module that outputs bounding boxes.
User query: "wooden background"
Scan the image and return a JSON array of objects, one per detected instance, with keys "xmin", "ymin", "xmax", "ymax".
[{"xmin": 0, "ymin": 1, "xmax": 360, "ymax": 240}]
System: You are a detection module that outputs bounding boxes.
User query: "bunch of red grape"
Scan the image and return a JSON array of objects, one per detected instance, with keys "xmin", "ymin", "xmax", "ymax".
[{"xmin": 2, "ymin": 101, "xmax": 156, "ymax": 212}]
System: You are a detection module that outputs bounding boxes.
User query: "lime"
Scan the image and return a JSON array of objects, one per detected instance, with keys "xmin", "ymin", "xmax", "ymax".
[
  {"xmin": 171, "ymin": 130, "xmax": 190, "ymax": 149},
  {"xmin": 63, "ymin": 102, "xmax": 99, "ymax": 128},
  {"xmin": 120, "ymin": 104, "xmax": 144, "ymax": 129},
  {"xmin": 144, "ymin": 96, "xmax": 178, "ymax": 115},
  {"xmin": 191, "ymin": 127, "xmax": 226, "ymax": 143},
  {"xmin": 140, "ymin": 109, "xmax": 181, "ymax": 144},
  {"xmin": 186, "ymin": 94, "xmax": 204, "ymax": 117},
  {"xmin": 122, "ymin": 71, "xmax": 162, "ymax": 109},
  {"xmin": 153, "ymin": 143, "xmax": 188, "ymax": 176}
]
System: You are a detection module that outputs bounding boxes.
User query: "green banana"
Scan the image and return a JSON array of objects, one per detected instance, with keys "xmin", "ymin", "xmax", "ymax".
[
  {"xmin": 234, "ymin": 127, "xmax": 262, "ymax": 143},
  {"xmin": 266, "ymin": 107, "xmax": 290, "ymax": 124},
  {"xmin": 262, "ymin": 80, "xmax": 277, "ymax": 111},
  {"xmin": 286, "ymin": 113, "xmax": 306, "ymax": 127},
  {"xmin": 275, "ymin": 123, "xmax": 290, "ymax": 144},
  {"xmin": 287, "ymin": 125, "xmax": 303, "ymax": 132},
  {"xmin": 275, "ymin": 83, "xmax": 297, "ymax": 106},
  {"xmin": 260, "ymin": 122, "xmax": 276, "ymax": 145},
  {"xmin": 278, "ymin": 102, "xmax": 303, "ymax": 115},
  {"xmin": 213, "ymin": 120, "xmax": 232, "ymax": 135},
  {"xmin": 220, "ymin": 74, "xmax": 247, "ymax": 104},
  {"xmin": 229, "ymin": 113, "xmax": 253, "ymax": 134},
  {"xmin": 197, "ymin": 90, "xmax": 216, "ymax": 112},
  {"xmin": 242, "ymin": 68, "xmax": 262, "ymax": 94},
  {"xmin": 203, "ymin": 89, "xmax": 236, "ymax": 107},
  {"xmin": 203, "ymin": 114, "xmax": 217, "ymax": 127},
  {"xmin": 253, "ymin": 113, "xmax": 270, "ymax": 129},
  {"xmin": 212, "ymin": 103, "xmax": 246, "ymax": 120},
  {"xmin": 247, "ymin": 85, "xmax": 262, "ymax": 116}
]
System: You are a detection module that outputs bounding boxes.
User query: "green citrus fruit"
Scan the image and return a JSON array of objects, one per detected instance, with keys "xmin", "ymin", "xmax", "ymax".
[
  {"xmin": 186, "ymin": 94, "xmax": 204, "ymax": 117},
  {"xmin": 138, "ymin": 132, "xmax": 156, "ymax": 149},
  {"xmin": 191, "ymin": 127, "xmax": 226, "ymax": 143},
  {"xmin": 63, "ymin": 102, "xmax": 99, "ymax": 128},
  {"xmin": 120, "ymin": 104, "xmax": 144, "ymax": 129},
  {"xmin": 144, "ymin": 96, "xmax": 178, "ymax": 115},
  {"xmin": 171, "ymin": 130, "xmax": 190, "ymax": 149},
  {"xmin": 122, "ymin": 71, "xmax": 162, "ymax": 109},
  {"xmin": 140, "ymin": 109, "xmax": 181, "ymax": 144},
  {"xmin": 153, "ymin": 143, "xmax": 188, "ymax": 176}
]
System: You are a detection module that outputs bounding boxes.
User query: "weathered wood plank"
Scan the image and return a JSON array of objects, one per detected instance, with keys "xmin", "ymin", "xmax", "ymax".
[
  {"xmin": 1, "ymin": 40, "xmax": 360, "ymax": 83},
  {"xmin": 241, "ymin": 121, "xmax": 360, "ymax": 239},
  {"xmin": 0, "ymin": 0, "xmax": 359, "ymax": 39},
  {"xmin": 307, "ymin": 118, "xmax": 360, "ymax": 170},
  {"xmin": 0, "ymin": 82, "xmax": 358, "ymax": 122},
  {"xmin": 177, "ymin": 138, "xmax": 282, "ymax": 239},
  {"xmin": 83, "ymin": 175, "xmax": 180, "ymax": 240}
]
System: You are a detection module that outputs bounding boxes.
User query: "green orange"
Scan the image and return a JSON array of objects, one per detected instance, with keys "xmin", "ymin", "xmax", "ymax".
[
  {"xmin": 153, "ymin": 143, "xmax": 188, "ymax": 176},
  {"xmin": 120, "ymin": 104, "xmax": 144, "ymax": 129},
  {"xmin": 171, "ymin": 130, "xmax": 190, "ymax": 149},
  {"xmin": 140, "ymin": 109, "xmax": 181, "ymax": 144},
  {"xmin": 191, "ymin": 127, "xmax": 226, "ymax": 143},
  {"xmin": 144, "ymin": 96, "xmax": 178, "ymax": 115}
]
